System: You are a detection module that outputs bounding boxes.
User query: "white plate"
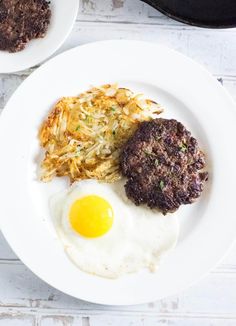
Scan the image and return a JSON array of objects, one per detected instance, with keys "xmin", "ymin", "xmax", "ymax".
[
  {"xmin": 0, "ymin": 0, "xmax": 79, "ymax": 73},
  {"xmin": 0, "ymin": 40, "xmax": 236, "ymax": 305}
]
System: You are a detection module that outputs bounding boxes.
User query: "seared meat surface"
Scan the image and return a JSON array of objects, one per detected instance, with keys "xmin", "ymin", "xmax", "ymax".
[
  {"xmin": 0, "ymin": 0, "xmax": 51, "ymax": 52},
  {"xmin": 120, "ymin": 118, "xmax": 208, "ymax": 214}
]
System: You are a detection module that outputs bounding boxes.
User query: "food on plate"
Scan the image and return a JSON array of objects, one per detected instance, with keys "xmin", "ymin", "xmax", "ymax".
[
  {"xmin": 39, "ymin": 84, "xmax": 209, "ymax": 278},
  {"xmin": 120, "ymin": 118, "xmax": 208, "ymax": 214},
  {"xmin": 39, "ymin": 84, "xmax": 163, "ymax": 183},
  {"xmin": 50, "ymin": 179, "xmax": 179, "ymax": 278},
  {"xmin": 0, "ymin": 0, "xmax": 51, "ymax": 53}
]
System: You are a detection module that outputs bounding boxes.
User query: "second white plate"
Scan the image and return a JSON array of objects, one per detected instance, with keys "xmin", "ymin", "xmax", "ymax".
[{"xmin": 0, "ymin": 0, "xmax": 79, "ymax": 73}]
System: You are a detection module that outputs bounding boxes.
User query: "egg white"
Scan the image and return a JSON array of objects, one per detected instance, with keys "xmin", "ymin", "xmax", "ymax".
[{"xmin": 50, "ymin": 179, "xmax": 179, "ymax": 278}]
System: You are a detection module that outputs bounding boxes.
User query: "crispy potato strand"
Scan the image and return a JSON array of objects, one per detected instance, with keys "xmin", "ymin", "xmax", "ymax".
[{"xmin": 39, "ymin": 84, "xmax": 163, "ymax": 183}]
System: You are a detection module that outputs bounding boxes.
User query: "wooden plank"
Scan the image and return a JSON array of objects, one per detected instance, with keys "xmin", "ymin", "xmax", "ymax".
[
  {"xmin": 77, "ymin": 0, "xmax": 184, "ymax": 26},
  {"xmin": 0, "ymin": 313, "xmax": 34, "ymax": 326},
  {"xmin": 88, "ymin": 316, "xmax": 236, "ymax": 326},
  {"xmin": 78, "ymin": 0, "xmax": 151, "ymax": 23},
  {"xmin": 0, "ymin": 233, "xmax": 18, "ymax": 260},
  {"xmin": 52, "ymin": 21, "xmax": 236, "ymax": 77},
  {"xmin": 0, "ymin": 311, "xmax": 236, "ymax": 326},
  {"xmin": 39, "ymin": 315, "xmax": 80, "ymax": 326},
  {"xmin": 0, "ymin": 261, "xmax": 236, "ymax": 316},
  {"xmin": 0, "ymin": 74, "xmax": 26, "ymax": 110}
]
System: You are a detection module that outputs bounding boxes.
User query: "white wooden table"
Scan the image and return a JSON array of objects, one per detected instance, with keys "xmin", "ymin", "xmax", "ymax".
[{"xmin": 1, "ymin": 1, "xmax": 236, "ymax": 325}]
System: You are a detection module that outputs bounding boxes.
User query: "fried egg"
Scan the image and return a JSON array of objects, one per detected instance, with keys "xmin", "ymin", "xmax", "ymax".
[{"xmin": 50, "ymin": 180, "xmax": 179, "ymax": 278}]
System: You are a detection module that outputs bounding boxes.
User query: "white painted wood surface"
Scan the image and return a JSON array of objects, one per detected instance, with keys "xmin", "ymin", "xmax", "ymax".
[{"xmin": 0, "ymin": 0, "xmax": 236, "ymax": 324}]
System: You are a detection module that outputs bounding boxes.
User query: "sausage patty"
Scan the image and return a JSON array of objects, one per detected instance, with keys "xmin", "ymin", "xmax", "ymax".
[
  {"xmin": 0, "ymin": 0, "xmax": 51, "ymax": 53},
  {"xmin": 120, "ymin": 118, "xmax": 208, "ymax": 214}
]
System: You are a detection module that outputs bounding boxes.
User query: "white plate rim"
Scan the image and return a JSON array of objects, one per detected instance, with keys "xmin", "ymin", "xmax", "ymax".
[{"xmin": 0, "ymin": 40, "xmax": 236, "ymax": 305}]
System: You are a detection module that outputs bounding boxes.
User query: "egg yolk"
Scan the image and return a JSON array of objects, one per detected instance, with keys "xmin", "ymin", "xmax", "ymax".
[{"xmin": 69, "ymin": 195, "xmax": 114, "ymax": 238}]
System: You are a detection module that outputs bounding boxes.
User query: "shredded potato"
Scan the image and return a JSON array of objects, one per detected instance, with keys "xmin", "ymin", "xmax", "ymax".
[{"xmin": 39, "ymin": 84, "xmax": 163, "ymax": 183}]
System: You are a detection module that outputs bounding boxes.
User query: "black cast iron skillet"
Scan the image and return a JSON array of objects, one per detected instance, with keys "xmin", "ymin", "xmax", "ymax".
[{"xmin": 142, "ymin": 0, "xmax": 236, "ymax": 28}]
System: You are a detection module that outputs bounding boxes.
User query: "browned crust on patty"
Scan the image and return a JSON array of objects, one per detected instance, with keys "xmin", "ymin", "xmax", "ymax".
[{"xmin": 120, "ymin": 118, "xmax": 208, "ymax": 214}]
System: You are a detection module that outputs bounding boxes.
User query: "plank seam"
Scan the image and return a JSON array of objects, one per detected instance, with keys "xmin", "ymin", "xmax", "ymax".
[{"xmin": 1, "ymin": 307, "xmax": 236, "ymax": 319}]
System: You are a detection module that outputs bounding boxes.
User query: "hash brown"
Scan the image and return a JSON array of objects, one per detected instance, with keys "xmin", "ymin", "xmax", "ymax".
[{"xmin": 39, "ymin": 84, "xmax": 163, "ymax": 183}]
